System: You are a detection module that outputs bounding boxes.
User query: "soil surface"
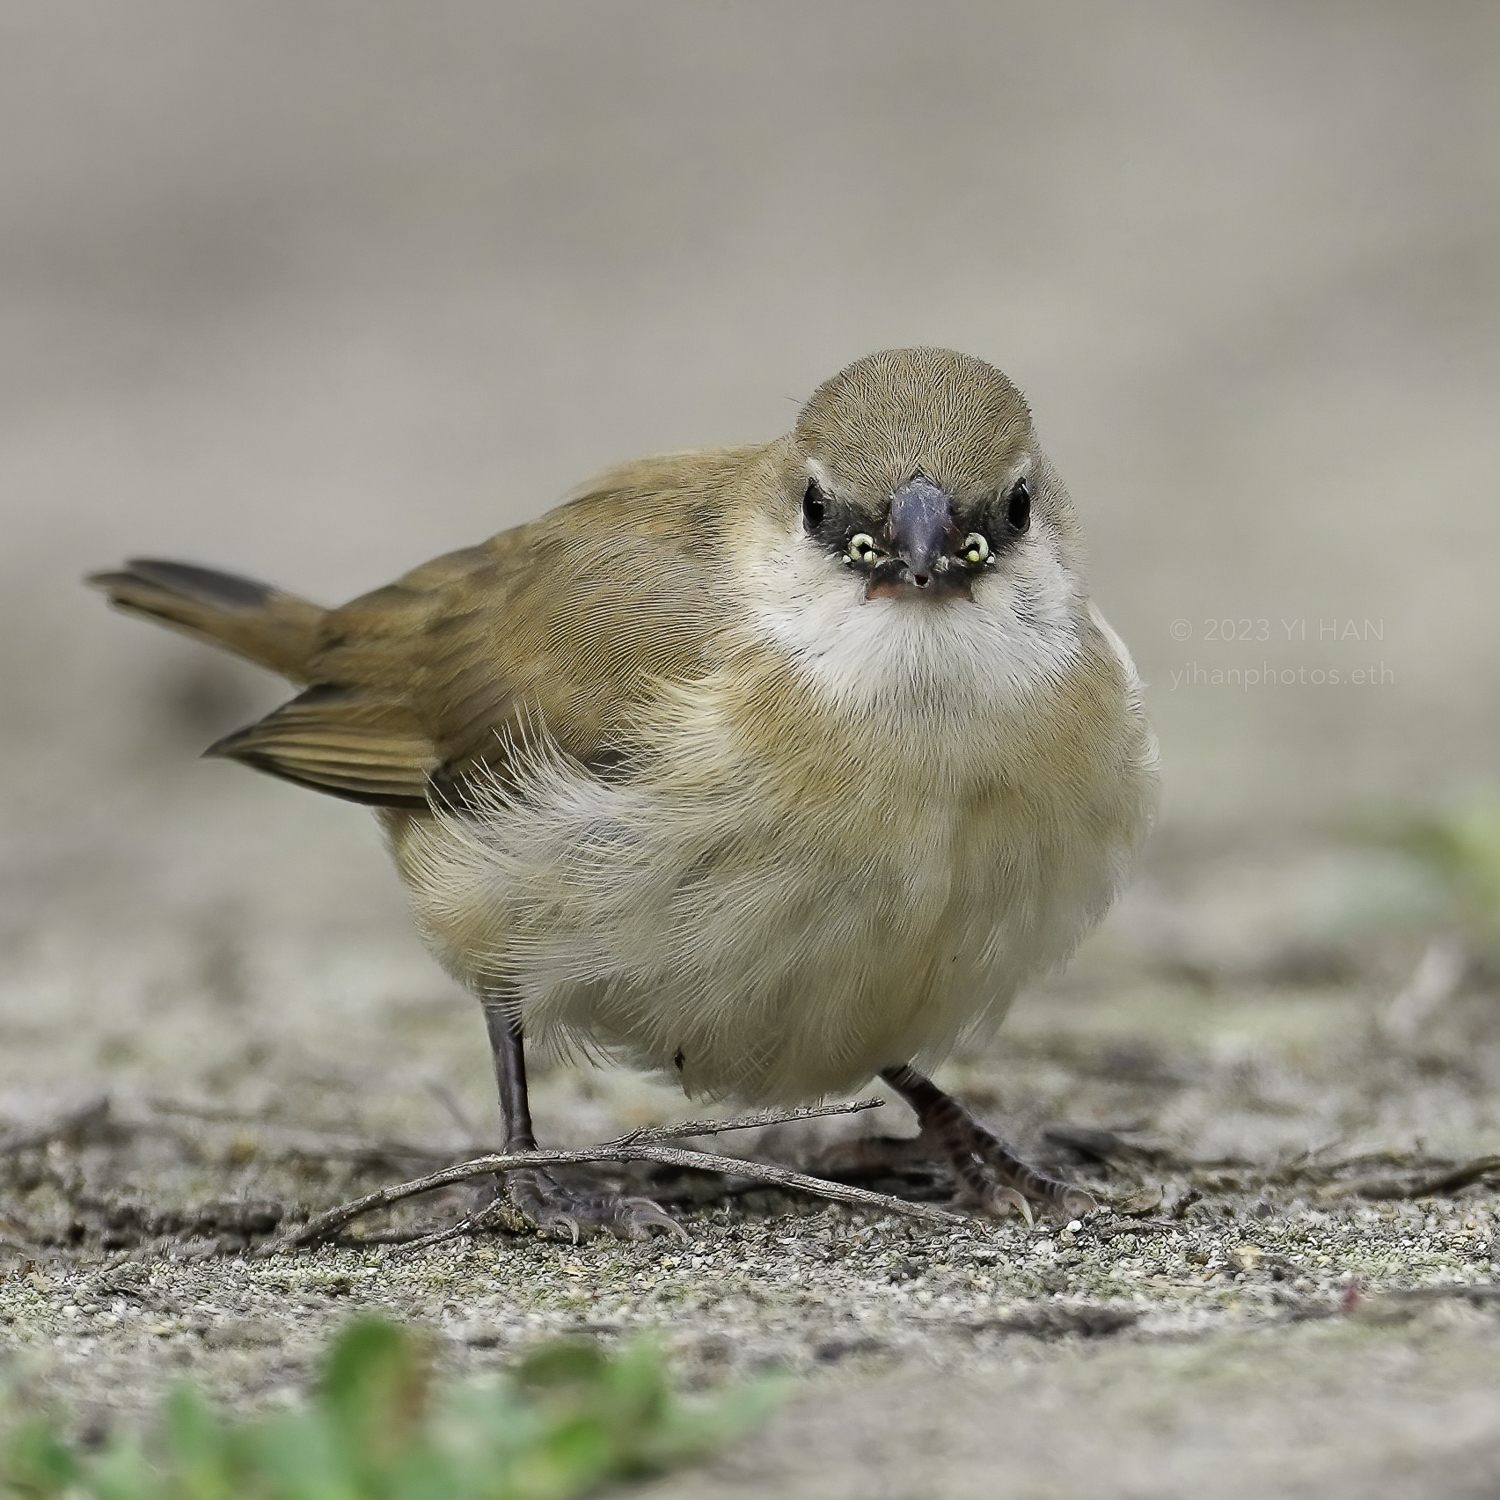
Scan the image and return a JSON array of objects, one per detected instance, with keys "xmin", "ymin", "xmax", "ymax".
[{"xmin": 4, "ymin": 812, "xmax": 1500, "ymax": 1499}]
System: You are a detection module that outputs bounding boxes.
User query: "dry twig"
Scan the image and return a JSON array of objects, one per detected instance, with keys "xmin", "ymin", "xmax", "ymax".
[
  {"xmin": 611, "ymin": 1097, "xmax": 884, "ymax": 1144},
  {"xmin": 267, "ymin": 1099, "xmax": 971, "ymax": 1250},
  {"xmin": 1336, "ymin": 1155, "xmax": 1500, "ymax": 1201}
]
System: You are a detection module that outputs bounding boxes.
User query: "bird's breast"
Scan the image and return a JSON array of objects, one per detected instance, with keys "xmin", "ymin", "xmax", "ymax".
[{"xmin": 386, "ymin": 593, "xmax": 1155, "ymax": 1104}]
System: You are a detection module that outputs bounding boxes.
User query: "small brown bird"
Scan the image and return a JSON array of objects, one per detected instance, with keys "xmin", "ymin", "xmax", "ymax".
[{"xmin": 90, "ymin": 348, "xmax": 1157, "ymax": 1239}]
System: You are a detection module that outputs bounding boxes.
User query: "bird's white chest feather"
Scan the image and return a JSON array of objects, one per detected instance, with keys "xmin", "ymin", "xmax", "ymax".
[
  {"xmin": 390, "ymin": 565, "xmax": 1155, "ymax": 1105},
  {"xmin": 747, "ymin": 535, "xmax": 1085, "ymax": 719}
]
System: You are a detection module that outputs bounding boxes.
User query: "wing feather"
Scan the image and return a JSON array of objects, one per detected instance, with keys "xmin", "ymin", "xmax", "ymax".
[
  {"xmin": 203, "ymin": 446, "xmax": 760, "ymax": 808},
  {"xmin": 206, "ymin": 685, "xmax": 433, "ymax": 806}
]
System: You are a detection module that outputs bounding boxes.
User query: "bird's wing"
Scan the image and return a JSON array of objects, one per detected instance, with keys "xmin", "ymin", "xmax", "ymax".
[
  {"xmin": 205, "ymin": 686, "xmax": 434, "ymax": 805},
  {"xmin": 209, "ymin": 448, "xmax": 756, "ymax": 807}
]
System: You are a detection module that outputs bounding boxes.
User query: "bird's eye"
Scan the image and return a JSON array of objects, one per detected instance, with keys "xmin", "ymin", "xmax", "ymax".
[
  {"xmin": 1006, "ymin": 478, "xmax": 1031, "ymax": 532},
  {"xmin": 960, "ymin": 533, "xmax": 990, "ymax": 566},
  {"xmin": 847, "ymin": 533, "xmax": 881, "ymax": 565},
  {"xmin": 802, "ymin": 478, "xmax": 828, "ymax": 530}
]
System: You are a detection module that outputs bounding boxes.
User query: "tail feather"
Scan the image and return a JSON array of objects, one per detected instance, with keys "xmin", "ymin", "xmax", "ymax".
[{"xmin": 87, "ymin": 558, "xmax": 326, "ymax": 682}]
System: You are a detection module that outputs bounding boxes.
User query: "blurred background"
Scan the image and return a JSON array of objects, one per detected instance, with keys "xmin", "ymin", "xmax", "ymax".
[{"xmin": 2, "ymin": 1, "xmax": 1498, "ymax": 1130}]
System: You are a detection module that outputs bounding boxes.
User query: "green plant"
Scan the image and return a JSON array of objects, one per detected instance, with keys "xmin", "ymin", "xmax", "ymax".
[
  {"xmin": 0, "ymin": 1318, "xmax": 778, "ymax": 1500},
  {"xmin": 1367, "ymin": 789, "xmax": 1500, "ymax": 955}
]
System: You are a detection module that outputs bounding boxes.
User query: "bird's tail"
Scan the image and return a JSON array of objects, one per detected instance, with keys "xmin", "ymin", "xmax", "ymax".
[{"xmin": 86, "ymin": 559, "xmax": 327, "ymax": 683}]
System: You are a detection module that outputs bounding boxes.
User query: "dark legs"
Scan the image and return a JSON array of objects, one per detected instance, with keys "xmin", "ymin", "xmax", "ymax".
[
  {"xmin": 477, "ymin": 999, "xmax": 1089, "ymax": 1232},
  {"xmin": 479, "ymin": 995, "xmax": 685, "ymax": 1242},
  {"xmin": 481, "ymin": 999, "xmax": 536, "ymax": 1150},
  {"xmin": 846, "ymin": 1064, "xmax": 1097, "ymax": 1222}
]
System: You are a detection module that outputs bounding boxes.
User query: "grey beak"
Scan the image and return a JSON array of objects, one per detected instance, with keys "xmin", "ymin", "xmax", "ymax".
[{"xmin": 887, "ymin": 478, "xmax": 957, "ymax": 586}]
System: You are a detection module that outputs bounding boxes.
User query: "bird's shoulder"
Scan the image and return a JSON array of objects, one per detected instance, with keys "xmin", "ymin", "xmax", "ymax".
[{"xmin": 298, "ymin": 444, "xmax": 766, "ymax": 787}]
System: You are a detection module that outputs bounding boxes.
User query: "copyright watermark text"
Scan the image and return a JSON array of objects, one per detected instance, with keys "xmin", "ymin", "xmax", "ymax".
[
  {"xmin": 1168, "ymin": 618, "xmax": 1384, "ymax": 643},
  {"xmin": 1166, "ymin": 660, "xmax": 1394, "ymax": 691}
]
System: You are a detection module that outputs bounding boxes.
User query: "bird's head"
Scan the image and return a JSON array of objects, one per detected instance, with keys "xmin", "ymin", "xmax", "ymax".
[
  {"xmin": 729, "ymin": 349, "xmax": 1092, "ymax": 709},
  {"xmin": 779, "ymin": 347, "xmax": 1079, "ymax": 604}
]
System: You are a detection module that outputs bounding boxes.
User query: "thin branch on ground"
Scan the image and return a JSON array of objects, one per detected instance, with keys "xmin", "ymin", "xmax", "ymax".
[
  {"xmin": 1343, "ymin": 1155, "xmax": 1500, "ymax": 1200},
  {"xmin": 387, "ymin": 1204, "xmax": 510, "ymax": 1254},
  {"xmin": 612, "ymin": 1097, "xmax": 883, "ymax": 1144},
  {"xmin": 294, "ymin": 1099, "xmax": 889, "ymax": 1256},
  {"xmin": 140, "ymin": 1096, "xmax": 882, "ymax": 1168},
  {"xmin": 268, "ymin": 1136, "xmax": 966, "ymax": 1252}
]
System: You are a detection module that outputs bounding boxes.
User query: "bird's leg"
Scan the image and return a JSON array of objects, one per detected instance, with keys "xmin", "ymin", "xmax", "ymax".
[
  {"xmin": 479, "ymin": 997, "xmax": 685, "ymax": 1243},
  {"xmin": 871, "ymin": 1064, "xmax": 1097, "ymax": 1222},
  {"xmin": 483, "ymin": 998, "xmax": 537, "ymax": 1151}
]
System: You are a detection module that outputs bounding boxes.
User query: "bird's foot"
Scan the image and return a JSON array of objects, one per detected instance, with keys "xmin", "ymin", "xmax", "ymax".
[
  {"xmin": 864, "ymin": 1065, "xmax": 1098, "ymax": 1223},
  {"xmin": 815, "ymin": 1125, "xmax": 1092, "ymax": 1222},
  {"xmin": 500, "ymin": 1165, "xmax": 688, "ymax": 1244},
  {"xmin": 936, "ymin": 1114, "xmax": 1096, "ymax": 1224}
]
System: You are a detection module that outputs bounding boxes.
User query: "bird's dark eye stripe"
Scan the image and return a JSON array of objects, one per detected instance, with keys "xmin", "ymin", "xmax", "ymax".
[{"xmin": 802, "ymin": 478, "xmax": 827, "ymax": 530}]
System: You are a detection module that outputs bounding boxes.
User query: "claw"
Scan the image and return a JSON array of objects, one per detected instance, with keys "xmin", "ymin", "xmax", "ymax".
[
  {"xmin": 504, "ymin": 1167, "xmax": 685, "ymax": 1243},
  {"xmin": 996, "ymin": 1186, "xmax": 1035, "ymax": 1225},
  {"xmin": 619, "ymin": 1196, "xmax": 689, "ymax": 1242},
  {"xmin": 956, "ymin": 1181, "xmax": 1034, "ymax": 1223},
  {"xmin": 1059, "ymin": 1187, "xmax": 1098, "ymax": 1220}
]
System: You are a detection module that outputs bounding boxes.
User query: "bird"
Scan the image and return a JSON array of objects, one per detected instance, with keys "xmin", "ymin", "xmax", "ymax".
[{"xmin": 89, "ymin": 347, "xmax": 1158, "ymax": 1241}]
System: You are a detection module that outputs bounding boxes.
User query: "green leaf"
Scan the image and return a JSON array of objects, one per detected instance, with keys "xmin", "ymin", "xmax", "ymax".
[
  {"xmin": 1, "ymin": 1418, "xmax": 79, "ymax": 1497},
  {"xmin": 320, "ymin": 1319, "xmax": 431, "ymax": 1443},
  {"xmin": 0, "ymin": 1318, "xmax": 776, "ymax": 1500},
  {"xmin": 243, "ymin": 1413, "xmax": 360, "ymax": 1500},
  {"xmin": 84, "ymin": 1439, "xmax": 156, "ymax": 1500},
  {"xmin": 1360, "ymin": 788, "xmax": 1500, "ymax": 952},
  {"xmin": 162, "ymin": 1388, "xmax": 238, "ymax": 1500}
]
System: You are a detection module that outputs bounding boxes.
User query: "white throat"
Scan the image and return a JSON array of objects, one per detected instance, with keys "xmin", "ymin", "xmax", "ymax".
[{"xmin": 745, "ymin": 538, "xmax": 1085, "ymax": 715}]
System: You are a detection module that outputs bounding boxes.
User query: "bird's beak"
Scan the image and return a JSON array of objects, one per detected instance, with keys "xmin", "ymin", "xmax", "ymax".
[{"xmin": 885, "ymin": 478, "xmax": 960, "ymax": 591}]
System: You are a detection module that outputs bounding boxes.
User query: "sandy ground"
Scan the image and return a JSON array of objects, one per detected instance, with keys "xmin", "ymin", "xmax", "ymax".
[
  {"xmin": 4, "ymin": 4, "xmax": 1500, "ymax": 1495},
  {"xmin": 5, "ymin": 821, "xmax": 1500, "ymax": 1498}
]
